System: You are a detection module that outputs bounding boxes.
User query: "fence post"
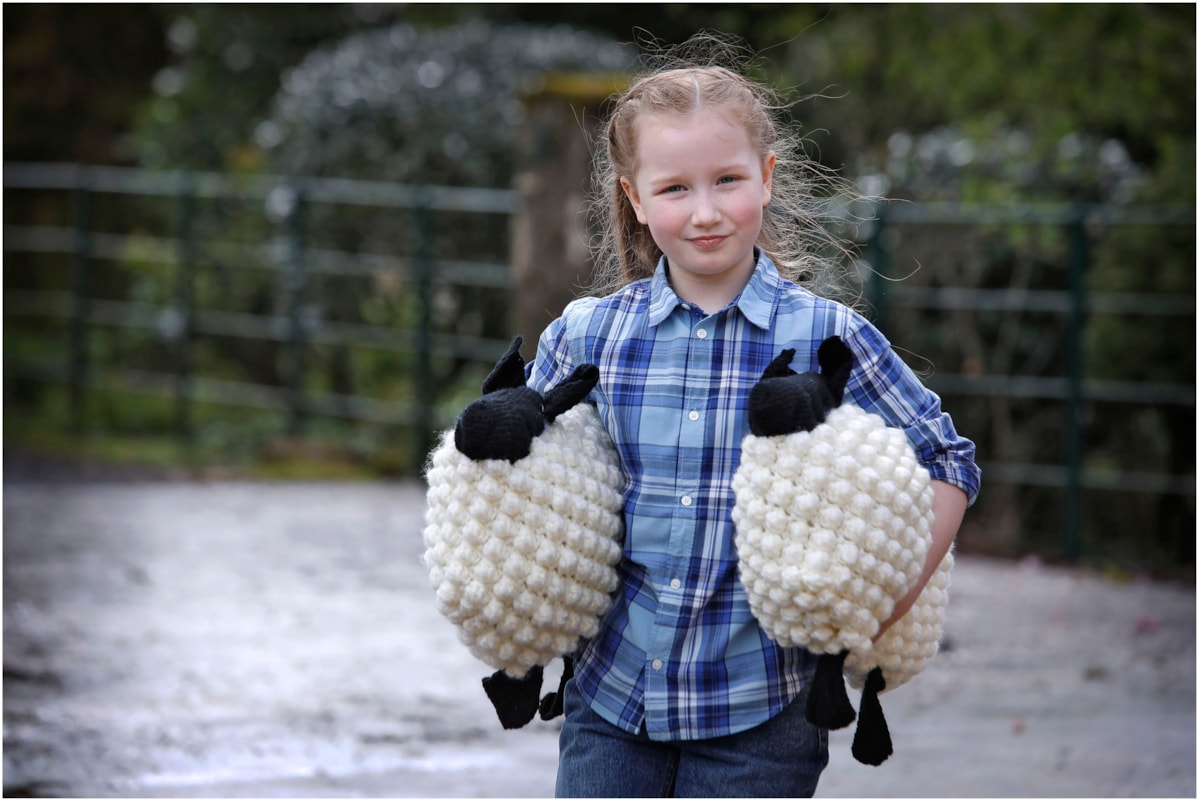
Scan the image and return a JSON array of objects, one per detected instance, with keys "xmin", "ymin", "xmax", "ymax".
[
  {"xmin": 284, "ymin": 184, "xmax": 308, "ymax": 436},
  {"xmin": 173, "ymin": 175, "xmax": 196, "ymax": 441},
  {"xmin": 511, "ymin": 72, "xmax": 626, "ymax": 345},
  {"xmin": 68, "ymin": 169, "xmax": 93, "ymax": 433},
  {"xmin": 414, "ymin": 190, "xmax": 435, "ymax": 471},
  {"xmin": 1063, "ymin": 207, "xmax": 1089, "ymax": 561}
]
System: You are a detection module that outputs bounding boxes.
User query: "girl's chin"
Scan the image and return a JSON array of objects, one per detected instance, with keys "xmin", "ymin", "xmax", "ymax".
[{"xmin": 667, "ymin": 252, "xmax": 755, "ymax": 279}]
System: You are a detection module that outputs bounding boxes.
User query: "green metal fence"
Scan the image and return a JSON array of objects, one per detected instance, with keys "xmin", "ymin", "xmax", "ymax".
[
  {"xmin": 4, "ymin": 162, "xmax": 519, "ymax": 464},
  {"xmin": 4, "ymin": 162, "xmax": 1195, "ymax": 564},
  {"xmin": 864, "ymin": 200, "xmax": 1195, "ymax": 562}
]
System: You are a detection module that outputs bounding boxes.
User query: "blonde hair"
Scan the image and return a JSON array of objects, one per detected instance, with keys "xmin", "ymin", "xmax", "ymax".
[{"xmin": 588, "ymin": 34, "xmax": 860, "ymax": 301}]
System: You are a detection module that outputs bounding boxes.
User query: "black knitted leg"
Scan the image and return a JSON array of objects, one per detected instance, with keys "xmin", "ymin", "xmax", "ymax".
[
  {"xmin": 805, "ymin": 650, "xmax": 856, "ymax": 730},
  {"xmin": 851, "ymin": 667, "xmax": 893, "ymax": 766},
  {"xmin": 538, "ymin": 654, "xmax": 575, "ymax": 721}
]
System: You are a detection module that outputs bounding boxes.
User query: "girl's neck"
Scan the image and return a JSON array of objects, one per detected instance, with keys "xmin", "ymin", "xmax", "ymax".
[{"xmin": 666, "ymin": 254, "xmax": 756, "ymax": 315}]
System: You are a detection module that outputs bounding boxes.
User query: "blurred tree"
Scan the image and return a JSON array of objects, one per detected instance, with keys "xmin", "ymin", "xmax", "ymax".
[
  {"xmin": 260, "ymin": 19, "xmax": 632, "ymax": 185},
  {"xmin": 129, "ymin": 3, "xmax": 802, "ymax": 173},
  {"xmin": 3, "ymin": 4, "xmax": 167, "ymax": 164},
  {"xmin": 769, "ymin": 3, "xmax": 1194, "ymax": 201},
  {"xmin": 131, "ymin": 4, "xmax": 382, "ymax": 171},
  {"xmin": 466, "ymin": 3, "xmax": 809, "ymax": 54}
]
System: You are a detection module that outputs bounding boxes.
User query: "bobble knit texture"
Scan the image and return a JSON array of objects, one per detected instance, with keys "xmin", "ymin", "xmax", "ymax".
[
  {"xmin": 423, "ymin": 403, "xmax": 625, "ymax": 678},
  {"xmin": 732, "ymin": 403, "xmax": 944, "ymax": 689},
  {"xmin": 845, "ymin": 548, "xmax": 953, "ymax": 692}
]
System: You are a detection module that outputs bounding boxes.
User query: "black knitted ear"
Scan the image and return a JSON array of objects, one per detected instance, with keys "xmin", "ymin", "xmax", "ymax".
[
  {"xmin": 542, "ymin": 364, "xmax": 600, "ymax": 423},
  {"xmin": 482, "ymin": 335, "xmax": 528, "ymax": 394},
  {"xmin": 805, "ymin": 651, "xmax": 857, "ymax": 730},
  {"xmin": 817, "ymin": 336, "xmax": 854, "ymax": 406},
  {"xmin": 482, "ymin": 665, "xmax": 544, "ymax": 729},
  {"xmin": 748, "ymin": 348, "xmax": 799, "ymax": 437},
  {"xmin": 851, "ymin": 667, "xmax": 894, "ymax": 766},
  {"xmin": 760, "ymin": 348, "xmax": 798, "ymax": 380}
]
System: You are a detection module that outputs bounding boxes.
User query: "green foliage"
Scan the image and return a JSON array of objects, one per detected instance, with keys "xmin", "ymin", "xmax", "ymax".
[
  {"xmin": 131, "ymin": 4, "xmax": 374, "ymax": 171},
  {"xmin": 770, "ymin": 4, "xmax": 1194, "ymax": 199}
]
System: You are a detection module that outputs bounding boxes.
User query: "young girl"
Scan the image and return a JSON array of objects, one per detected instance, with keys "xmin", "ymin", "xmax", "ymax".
[{"xmin": 523, "ymin": 49, "xmax": 980, "ymax": 799}]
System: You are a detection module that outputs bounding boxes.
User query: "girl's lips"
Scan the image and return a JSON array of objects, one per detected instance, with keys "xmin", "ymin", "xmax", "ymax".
[{"xmin": 690, "ymin": 235, "xmax": 728, "ymax": 250}]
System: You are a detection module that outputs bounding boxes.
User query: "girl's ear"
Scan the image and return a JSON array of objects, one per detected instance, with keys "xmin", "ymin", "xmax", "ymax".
[
  {"xmin": 620, "ymin": 176, "xmax": 648, "ymax": 225},
  {"xmin": 762, "ymin": 151, "xmax": 776, "ymax": 206}
]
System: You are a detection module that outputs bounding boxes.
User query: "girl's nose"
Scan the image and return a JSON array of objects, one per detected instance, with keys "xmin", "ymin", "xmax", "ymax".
[{"xmin": 691, "ymin": 192, "xmax": 721, "ymax": 226}]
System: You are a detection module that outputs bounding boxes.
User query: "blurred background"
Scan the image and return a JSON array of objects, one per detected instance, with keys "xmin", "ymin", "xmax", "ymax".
[{"xmin": 4, "ymin": 3, "xmax": 1196, "ymax": 576}]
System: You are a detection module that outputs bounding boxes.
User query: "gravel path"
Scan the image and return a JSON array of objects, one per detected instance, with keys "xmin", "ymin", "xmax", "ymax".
[{"xmin": 3, "ymin": 476, "xmax": 1195, "ymax": 797}]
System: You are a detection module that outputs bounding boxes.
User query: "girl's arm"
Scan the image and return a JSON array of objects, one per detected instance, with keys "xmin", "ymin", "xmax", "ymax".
[{"xmin": 873, "ymin": 479, "xmax": 967, "ymax": 641}]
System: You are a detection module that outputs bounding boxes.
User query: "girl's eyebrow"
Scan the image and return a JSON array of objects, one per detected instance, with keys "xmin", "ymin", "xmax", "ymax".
[
  {"xmin": 644, "ymin": 173, "xmax": 685, "ymax": 187},
  {"xmin": 643, "ymin": 162, "xmax": 752, "ymax": 185}
]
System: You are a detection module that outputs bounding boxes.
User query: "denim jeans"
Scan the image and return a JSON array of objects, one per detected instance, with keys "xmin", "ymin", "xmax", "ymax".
[{"xmin": 555, "ymin": 678, "xmax": 828, "ymax": 798}]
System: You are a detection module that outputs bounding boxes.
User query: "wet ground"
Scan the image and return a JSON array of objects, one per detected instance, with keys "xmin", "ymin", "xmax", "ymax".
[{"xmin": 3, "ymin": 460, "xmax": 1196, "ymax": 797}]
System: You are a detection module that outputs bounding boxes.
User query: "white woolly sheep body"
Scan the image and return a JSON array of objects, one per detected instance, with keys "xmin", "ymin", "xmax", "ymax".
[
  {"xmin": 732, "ymin": 403, "xmax": 936, "ymax": 658},
  {"xmin": 423, "ymin": 402, "xmax": 625, "ymax": 678},
  {"xmin": 845, "ymin": 548, "xmax": 953, "ymax": 692}
]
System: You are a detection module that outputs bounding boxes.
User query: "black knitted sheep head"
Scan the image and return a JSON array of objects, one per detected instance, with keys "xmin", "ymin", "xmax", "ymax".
[
  {"xmin": 747, "ymin": 336, "xmax": 854, "ymax": 437},
  {"xmin": 454, "ymin": 335, "xmax": 599, "ymax": 463}
]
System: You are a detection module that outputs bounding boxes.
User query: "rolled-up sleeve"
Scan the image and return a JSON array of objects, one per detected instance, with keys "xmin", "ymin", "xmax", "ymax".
[{"xmin": 842, "ymin": 321, "xmax": 981, "ymax": 506}]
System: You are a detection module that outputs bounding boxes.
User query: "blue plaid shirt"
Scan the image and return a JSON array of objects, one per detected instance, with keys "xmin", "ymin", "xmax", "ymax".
[{"xmin": 525, "ymin": 253, "xmax": 980, "ymax": 741}]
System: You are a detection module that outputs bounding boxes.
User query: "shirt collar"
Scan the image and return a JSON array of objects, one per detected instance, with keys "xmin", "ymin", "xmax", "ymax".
[{"xmin": 646, "ymin": 250, "xmax": 781, "ymax": 330}]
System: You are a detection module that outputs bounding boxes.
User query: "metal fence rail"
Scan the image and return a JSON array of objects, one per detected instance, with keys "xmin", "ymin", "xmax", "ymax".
[
  {"xmin": 864, "ymin": 200, "xmax": 1195, "ymax": 560},
  {"xmin": 4, "ymin": 162, "xmax": 1195, "ymax": 562},
  {"xmin": 4, "ymin": 162, "xmax": 519, "ymax": 464}
]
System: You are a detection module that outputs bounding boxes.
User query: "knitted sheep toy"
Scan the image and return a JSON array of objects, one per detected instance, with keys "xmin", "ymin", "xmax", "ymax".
[
  {"xmin": 731, "ymin": 336, "xmax": 951, "ymax": 766},
  {"xmin": 422, "ymin": 336, "xmax": 625, "ymax": 729}
]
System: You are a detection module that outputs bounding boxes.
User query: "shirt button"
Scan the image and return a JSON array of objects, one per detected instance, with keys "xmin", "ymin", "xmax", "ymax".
[
  {"xmin": 681, "ymin": 495, "xmax": 692, "ymax": 507},
  {"xmin": 652, "ymin": 659, "xmax": 663, "ymax": 671},
  {"xmin": 696, "ymin": 329, "xmax": 708, "ymax": 339},
  {"xmin": 688, "ymin": 410, "xmax": 699, "ymax": 421},
  {"xmin": 670, "ymin": 578, "xmax": 681, "ymax": 590}
]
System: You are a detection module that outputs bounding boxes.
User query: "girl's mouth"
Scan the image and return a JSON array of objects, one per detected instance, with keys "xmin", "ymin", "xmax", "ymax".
[{"xmin": 690, "ymin": 235, "xmax": 728, "ymax": 250}]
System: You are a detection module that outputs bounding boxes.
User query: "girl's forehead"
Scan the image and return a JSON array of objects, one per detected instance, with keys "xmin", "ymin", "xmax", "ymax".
[{"xmin": 630, "ymin": 109, "xmax": 762, "ymax": 165}]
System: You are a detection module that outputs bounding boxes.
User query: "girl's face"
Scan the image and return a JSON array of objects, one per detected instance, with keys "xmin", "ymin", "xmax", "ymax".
[{"xmin": 621, "ymin": 109, "xmax": 775, "ymax": 298}]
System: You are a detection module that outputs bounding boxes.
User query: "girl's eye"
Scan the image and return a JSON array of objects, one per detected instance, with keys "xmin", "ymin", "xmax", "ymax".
[
  {"xmin": 663, "ymin": 185, "xmax": 686, "ymax": 193},
  {"xmin": 718, "ymin": 175, "xmax": 740, "ymax": 185}
]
